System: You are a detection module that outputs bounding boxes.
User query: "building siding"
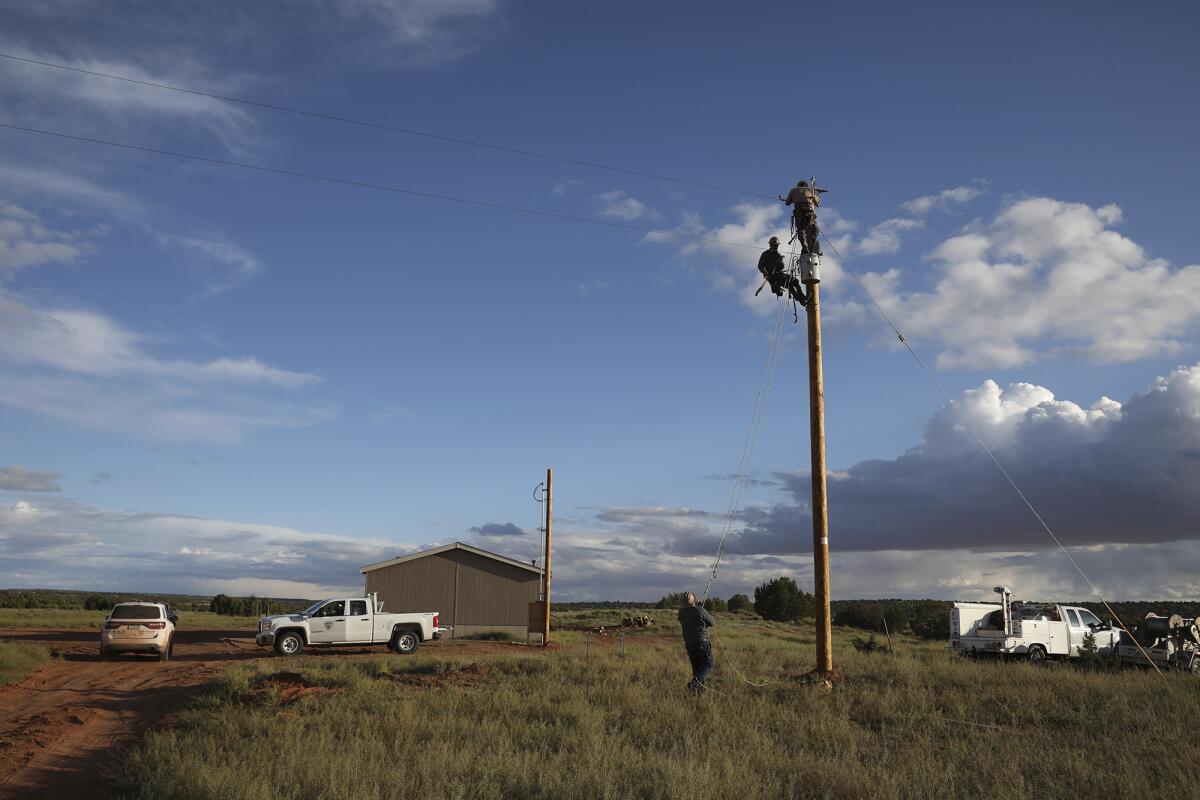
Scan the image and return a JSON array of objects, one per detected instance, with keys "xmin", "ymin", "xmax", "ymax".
[{"xmin": 364, "ymin": 547, "xmax": 541, "ymax": 638}]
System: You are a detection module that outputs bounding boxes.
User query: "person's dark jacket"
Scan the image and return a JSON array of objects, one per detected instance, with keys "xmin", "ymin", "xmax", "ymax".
[
  {"xmin": 677, "ymin": 605, "xmax": 716, "ymax": 644},
  {"xmin": 758, "ymin": 248, "xmax": 784, "ymax": 278}
]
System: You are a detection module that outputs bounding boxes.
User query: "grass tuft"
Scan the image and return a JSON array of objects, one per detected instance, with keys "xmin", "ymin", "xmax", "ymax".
[{"xmin": 0, "ymin": 640, "xmax": 54, "ymax": 685}]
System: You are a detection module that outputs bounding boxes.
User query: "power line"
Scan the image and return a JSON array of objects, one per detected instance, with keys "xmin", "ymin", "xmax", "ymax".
[
  {"xmin": 0, "ymin": 120, "xmax": 769, "ymax": 253},
  {"xmin": 820, "ymin": 233, "xmax": 1163, "ymax": 675},
  {"xmin": 3, "ymin": 95, "xmax": 1153, "ymax": 654},
  {"xmin": 0, "ymin": 51, "xmax": 777, "ymax": 202}
]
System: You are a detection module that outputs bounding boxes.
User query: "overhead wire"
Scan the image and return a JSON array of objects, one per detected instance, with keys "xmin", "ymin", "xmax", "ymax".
[
  {"xmin": 0, "ymin": 70, "xmax": 1164, "ymax": 670},
  {"xmin": 696, "ymin": 242, "xmax": 802, "ymax": 690},
  {"xmin": 702, "ymin": 243, "xmax": 794, "ymax": 604},
  {"xmin": 0, "ymin": 51, "xmax": 777, "ymax": 201},
  {"xmin": 0, "ymin": 121, "xmax": 773, "ymax": 255},
  {"xmin": 819, "ymin": 233, "xmax": 1163, "ymax": 675}
]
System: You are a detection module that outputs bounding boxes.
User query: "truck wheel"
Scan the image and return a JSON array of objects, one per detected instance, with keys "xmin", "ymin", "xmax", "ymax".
[
  {"xmin": 392, "ymin": 630, "xmax": 419, "ymax": 654},
  {"xmin": 1027, "ymin": 644, "xmax": 1049, "ymax": 666},
  {"xmin": 275, "ymin": 631, "xmax": 304, "ymax": 657},
  {"xmin": 158, "ymin": 637, "xmax": 172, "ymax": 662},
  {"xmin": 99, "ymin": 647, "xmax": 108, "ymax": 662}
]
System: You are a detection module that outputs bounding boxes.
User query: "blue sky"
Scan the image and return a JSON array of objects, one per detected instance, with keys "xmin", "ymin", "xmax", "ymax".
[{"xmin": 2, "ymin": 1, "xmax": 1199, "ymax": 602}]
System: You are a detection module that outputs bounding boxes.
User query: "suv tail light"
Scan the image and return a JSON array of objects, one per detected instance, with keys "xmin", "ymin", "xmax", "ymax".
[
  {"xmin": 145, "ymin": 621, "xmax": 166, "ymax": 630},
  {"xmin": 433, "ymin": 614, "xmax": 439, "ymax": 629},
  {"xmin": 105, "ymin": 621, "xmax": 122, "ymax": 629}
]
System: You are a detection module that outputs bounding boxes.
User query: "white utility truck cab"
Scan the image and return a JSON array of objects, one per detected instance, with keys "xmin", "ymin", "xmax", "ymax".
[
  {"xmin": 949, "ymin": 586, "xmax": 1120, "ymax": 664},
  {"xmin": 256, "ymin": 592, "xmax": 448, "ymax": 657}
]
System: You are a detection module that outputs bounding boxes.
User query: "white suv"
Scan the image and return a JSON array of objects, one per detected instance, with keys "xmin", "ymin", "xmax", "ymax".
[{"xmin": 100, "ymin": 602, "xmax": 177, "ymax": 661}]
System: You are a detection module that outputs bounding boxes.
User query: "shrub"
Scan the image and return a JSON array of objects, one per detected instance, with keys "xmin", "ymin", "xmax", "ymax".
[
  {"xmin": 702, "ymin": 597, "xmax": 727, "ymax": 613},
  {"xmin": 753, "ymin": 577, "xmax": 814, "ymax": 622},
  {"xmin": 83, "ymin": 595, "xmax": 116, "ymax": 611},
  {"xmin": 727, "ymin": 594, "xmax": 752, "ymax": 612}
]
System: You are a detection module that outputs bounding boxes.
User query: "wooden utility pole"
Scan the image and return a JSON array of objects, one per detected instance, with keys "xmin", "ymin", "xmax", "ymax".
[
  {"xmin": 542, "ymin": 467, "xmax": 553, "ymax": 647},
  {"xmin": 804, "ymin": 264, "xmax": 834, "ymax": 676}
]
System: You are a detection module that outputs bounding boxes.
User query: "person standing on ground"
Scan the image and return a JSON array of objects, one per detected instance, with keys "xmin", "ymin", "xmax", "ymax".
[{"xmin": 677, "ymin": 591, "xmax": 715, "ymax": 694}]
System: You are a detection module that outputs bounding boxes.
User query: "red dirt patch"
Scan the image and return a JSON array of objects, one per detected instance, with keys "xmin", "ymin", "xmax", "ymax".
[
  {"xmin": 249, "ymin": 672, "xmax": 341, "ymax": 706},
  {"xmin": 379, "ymin": 661, "xmax": 491, "ymax": 688}
]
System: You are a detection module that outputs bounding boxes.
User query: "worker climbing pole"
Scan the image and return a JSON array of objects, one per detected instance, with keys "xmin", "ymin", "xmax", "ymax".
[{"xmin": 780, "ymin": 177, "xmax": 827, "ymax": 256}]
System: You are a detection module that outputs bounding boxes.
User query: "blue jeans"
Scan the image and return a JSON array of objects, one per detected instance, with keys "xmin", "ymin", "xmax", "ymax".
[{"xmin": 685, "ymin": 639, "xmax": 713, "ymax": 692}]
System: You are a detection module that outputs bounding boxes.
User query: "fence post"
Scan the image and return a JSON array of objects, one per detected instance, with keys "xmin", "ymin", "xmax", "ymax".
[
  {"xmin": 621, "ymin": 634, "xmax": 625, "ymax": 658},
  {"xmin": 584, "ymin": 633, "xmax": 589, "ymax": 660}
]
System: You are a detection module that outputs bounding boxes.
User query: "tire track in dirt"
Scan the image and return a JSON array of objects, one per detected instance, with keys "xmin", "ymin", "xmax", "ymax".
[
  {"xmin": 0, "ymin": 628, "xmax": 259, "ymax": 799},
  {"xmin": 0, "ymin": 628, "xmax": 525, "ymax": 798}
]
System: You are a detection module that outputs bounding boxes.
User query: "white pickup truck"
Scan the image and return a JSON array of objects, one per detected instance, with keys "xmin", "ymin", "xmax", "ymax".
[
  {"xmin": 949, "ymin": 586, "xmax": 1119, "ymax": 664},
  {"xmin": 256, "ymin": 593, "xmax": 447, "ymax": 656}
]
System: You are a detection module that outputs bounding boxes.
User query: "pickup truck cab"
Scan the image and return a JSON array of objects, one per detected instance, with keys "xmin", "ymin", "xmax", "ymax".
[
  {"xmin": 950, "ymin": 586, "xmax": 1119, "ymax": 663},
  {"xmin": 256, "ymin": 592, "xmax": 447, "ymax": 656}
]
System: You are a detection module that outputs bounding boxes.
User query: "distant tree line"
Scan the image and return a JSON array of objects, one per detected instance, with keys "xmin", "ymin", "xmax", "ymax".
[
  {"xmin": 208, "ymin": 594, "xmax": 307, "ymax": 617},
  {"xmin": 0, "ymin": 588, "xmax": 310, "ymax": 615},
  {"xmin": 0, "ymin": 589, "xmax": 201, "ymax": 610},
  {"xmin": 553, "ymin": 601, "xmax": 650, "ymax": 611},
  {"xmin": 831, "ymin": 599, "xmax": 951, "ymax": 640}
]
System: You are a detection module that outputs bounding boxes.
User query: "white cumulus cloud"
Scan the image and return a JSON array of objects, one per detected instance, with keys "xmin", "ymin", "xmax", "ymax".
[
  {"xmin": 596, "ymin": 190, "xmax": 649, "ymax": 221},
  {"xmin": 902, "ymin": 184, "xmax": 985, "ymax": 216},
  {"xmin": 862, "ymin": 197, "xmax": 1200, "ymax": 368},
  {"xmin": 644, "ymin": 202, "xmax": 853, "ymax": 315},
  {"xmin": 857, "ymin": 217, "xmax": 924, "ymax": 256}
]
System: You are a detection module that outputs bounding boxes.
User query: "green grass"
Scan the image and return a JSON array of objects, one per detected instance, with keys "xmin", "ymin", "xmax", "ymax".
[
  {"xmin": 0, "ymin": 640, "xmax": 55, "ymax": 685},
  {"xmin": 0, "ymin": 607, "xmax": 263, "ymax": 630},
  {"xmin": 115, "ymin": 611, "xmax": 1200, "ymax": 800}
]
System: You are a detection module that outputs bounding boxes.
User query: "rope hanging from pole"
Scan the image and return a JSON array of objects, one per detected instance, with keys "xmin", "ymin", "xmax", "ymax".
[{"xmin": 701, "ymin": 240, "xmax": 795, "ymax": 603}]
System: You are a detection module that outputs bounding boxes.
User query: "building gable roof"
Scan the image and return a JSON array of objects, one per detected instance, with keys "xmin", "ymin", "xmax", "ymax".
[{"xmin": 361, "ymin": 541, "xmax": 543, "ymax": 575}]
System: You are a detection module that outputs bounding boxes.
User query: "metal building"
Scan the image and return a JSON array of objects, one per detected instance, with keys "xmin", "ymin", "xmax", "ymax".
[{"xmin": 361, "ymin": 542, "xmax": 544, "ymax": 640}]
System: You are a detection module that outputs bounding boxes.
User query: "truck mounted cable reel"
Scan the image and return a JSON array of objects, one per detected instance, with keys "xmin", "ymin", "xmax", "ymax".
[{"xmin": 1121, "ymin": 613, "xmax": 1200, "ymax": 670}]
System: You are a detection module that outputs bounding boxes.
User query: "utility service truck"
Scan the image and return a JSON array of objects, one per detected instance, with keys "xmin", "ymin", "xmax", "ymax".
[
  {"xmin": 950, "ymin": 586, "xmax": 1119, "ymax": 664},
  {"xmin": 256, "ymin": 593, "xmax": 448, "ymax": 657},
  {"xmin": 949, "ymin": 586, "xmax": 1200, "ymax": 673}
]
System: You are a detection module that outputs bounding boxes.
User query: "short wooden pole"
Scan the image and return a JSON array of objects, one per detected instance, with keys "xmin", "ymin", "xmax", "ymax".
[{"xmin": 543, "ymin": 468, "xmax": 553, "ymax": 647}]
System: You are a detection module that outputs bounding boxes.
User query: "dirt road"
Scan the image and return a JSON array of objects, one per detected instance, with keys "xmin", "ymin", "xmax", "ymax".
[
  {"xmin": 0, "ymin": 628, "xmax": 524, "ymax": 798},
  {"xmin": 0, "ymin": 627, "xmax": 266, "ymax": 799}
]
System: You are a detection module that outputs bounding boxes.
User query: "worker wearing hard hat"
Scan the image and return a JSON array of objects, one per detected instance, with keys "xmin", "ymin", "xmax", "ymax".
[
  {"xmin": 780, "ymin": 180, "xmax": 823, "ymax": 256},
  {"xmin": 756, "ymin": 236, "xmax": 808, "ymax": 306}
]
